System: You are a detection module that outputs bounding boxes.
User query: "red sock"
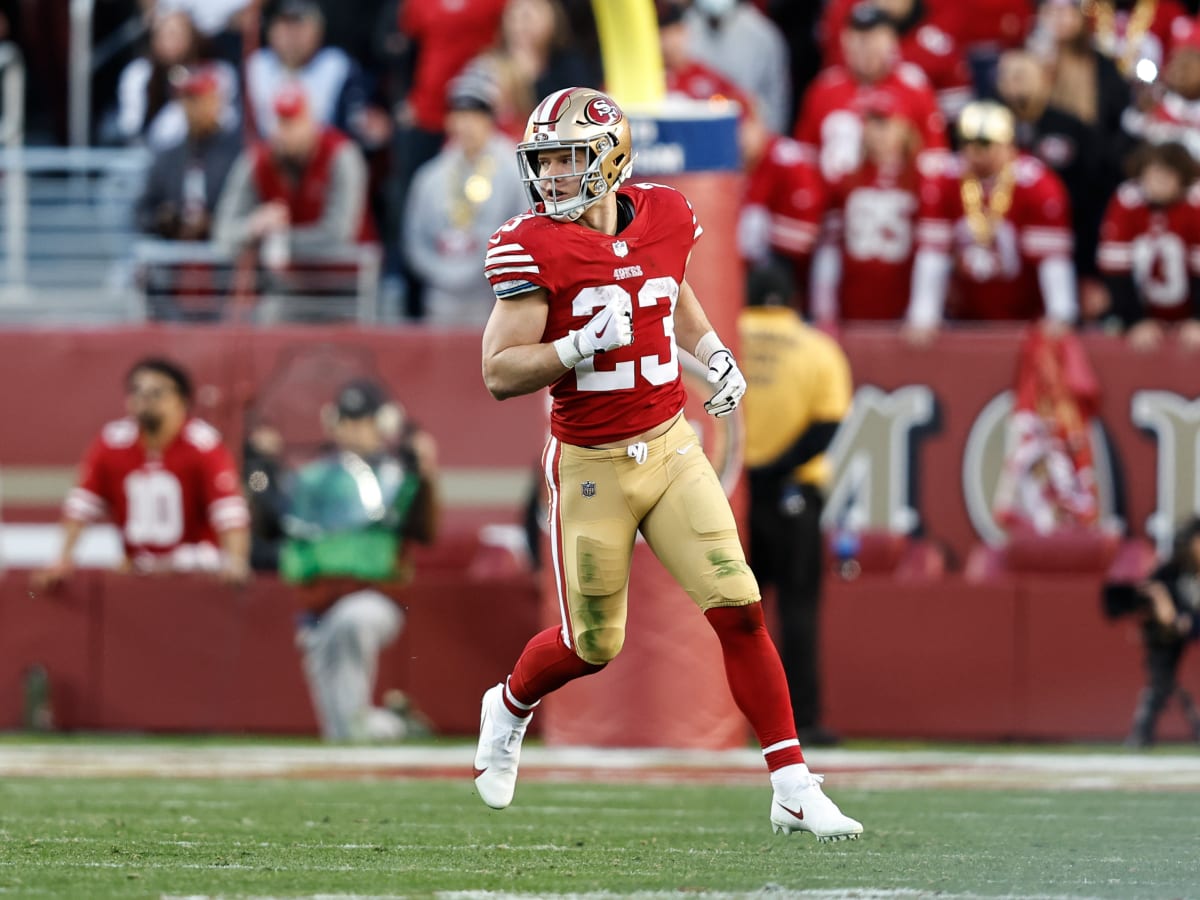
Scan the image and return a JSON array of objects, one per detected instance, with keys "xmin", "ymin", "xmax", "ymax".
[
  {"xmin": 705, "ymin": 604, "xmax": 805, "ymax": 771},
  {"xmin": 504, "ymin": 626, "xmax": 605, "ymax": 716}
]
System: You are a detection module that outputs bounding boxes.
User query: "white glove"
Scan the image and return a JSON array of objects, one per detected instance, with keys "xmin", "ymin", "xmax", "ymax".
[
  {"xmin": 704, "ymin": 349, "xmax": 746, "ymax": 418},
  {"xmin": 554, "ymin": 293, "xmax": 634, "ymax": 368}
]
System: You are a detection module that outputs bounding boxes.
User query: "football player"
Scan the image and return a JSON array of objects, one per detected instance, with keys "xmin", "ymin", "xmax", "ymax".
[
  {"xmin": 474, "ymin": 86, "xmax": 862, "ymax": 842},
  {"xmin": 32, "ymin": 358, "xmax": 250, "ymax": 589}
]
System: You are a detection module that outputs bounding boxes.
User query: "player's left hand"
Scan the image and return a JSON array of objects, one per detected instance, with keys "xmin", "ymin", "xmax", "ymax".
[{"xmin": 704, "ymin": 349, "xmax": 746, "ymax": 418}]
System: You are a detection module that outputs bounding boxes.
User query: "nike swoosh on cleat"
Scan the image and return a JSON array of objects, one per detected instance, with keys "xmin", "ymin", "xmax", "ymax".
[
  {"xmin": 778, "ymin": 803, "xmax": 804, "ymax": 821},
  {"xmin": 473, "ymin": 767, "xmax": 488, "ymax": 779}
]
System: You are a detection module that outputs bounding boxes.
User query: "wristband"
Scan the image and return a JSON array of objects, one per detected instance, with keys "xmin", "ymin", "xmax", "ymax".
[
  {"xmin": 553, "ymin": 331, "xmax": 586, "ymax": 368},
  {"xmin": 694, "ymin": 330, "xmax": 727, "ymax": 367}
]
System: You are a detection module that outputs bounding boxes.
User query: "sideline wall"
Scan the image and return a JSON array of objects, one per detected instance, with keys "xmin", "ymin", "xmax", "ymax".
[{"xmin": 2, "ymin": 326, "xmax": 1198, "ymax": 742}]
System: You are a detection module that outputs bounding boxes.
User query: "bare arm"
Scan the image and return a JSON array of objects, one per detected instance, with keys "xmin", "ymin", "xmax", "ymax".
[
  {"xmin": 481, "ymin": 288, "xmax": 567, "ymax": 400},
  {"xmin": 29, "ymin": 518, "xmax": 86, "ymax": 592},
  {"xmin": 673, "ymin": 277, "xmax": 723, "ymax": 360},
  {"xmin": 217, "ymin": 526, "xmax": 251, "ymax": 586}
]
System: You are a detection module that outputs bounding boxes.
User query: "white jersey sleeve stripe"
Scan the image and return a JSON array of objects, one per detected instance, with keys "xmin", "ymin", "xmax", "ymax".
[
  {"xmin": 484, "ymin": 254, "xmax": 536, "ymax": 265},
  {"xmin": 486, "ymin": 243, "xmax": 526, "ymax": 256},
  {"xmin": 486, "ymin": 264, "xmax": 541, "ymax": 275}
]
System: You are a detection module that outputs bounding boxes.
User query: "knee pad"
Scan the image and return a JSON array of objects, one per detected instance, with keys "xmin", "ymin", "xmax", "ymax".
[{"xmin": 574, "ymin": 625, "xmax": 625, "ymax": 665}]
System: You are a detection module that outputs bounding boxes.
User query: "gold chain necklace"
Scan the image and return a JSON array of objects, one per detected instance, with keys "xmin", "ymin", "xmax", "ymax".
[
  {"xmin": 1087, "ymin": 0, "xmax": 1157, "ymax": 76},
  {"xmin": 961, "ymin": 163, "xmax": 1016, "ymax": 246}
]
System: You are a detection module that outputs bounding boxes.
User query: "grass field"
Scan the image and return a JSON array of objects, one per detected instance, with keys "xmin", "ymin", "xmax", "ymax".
[{"xmin": 0, "ymin": 741, "xmax": 1197, "ymax": 900}]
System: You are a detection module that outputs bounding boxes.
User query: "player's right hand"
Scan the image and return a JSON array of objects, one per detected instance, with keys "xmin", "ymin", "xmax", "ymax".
[{"xmin": 575, "ymin": 292, "xmax": 633, "ymax": 357}]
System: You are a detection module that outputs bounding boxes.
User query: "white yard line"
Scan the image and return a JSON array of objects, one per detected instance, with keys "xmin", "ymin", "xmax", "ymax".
[{"xmin": 0, "ymin": 744, "xmax": 1196, "ymax": 790}]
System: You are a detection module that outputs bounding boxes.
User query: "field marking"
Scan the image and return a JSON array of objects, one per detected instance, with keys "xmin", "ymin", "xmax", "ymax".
[
  {"xmin": 0, "ymin": 744, "xmax": 1196, "ymax": 791},
  {"xmin": 154, "ymin": 892, "xmax": 1112, "ymax": 900}
]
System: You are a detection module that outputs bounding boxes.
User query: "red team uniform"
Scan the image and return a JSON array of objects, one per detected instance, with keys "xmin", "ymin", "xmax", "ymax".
[
  {"xmin": 1087, "ymin": 0, "xmax": 1193, "ymax": 78},
  {"xmin": 818, "ymin": 0, "xmax": 973, "ymax": 118},
  {"xmin": 64, "ymin": 417, "xmax": 250, "ymax": 570},
  {"xmin": 483, "ymin": 183, "xmax": 701, "ymax": 445},
  {"xmin": 742, "ymin": 136, "xmax": 825, "ymax": 261},
  {"xmin": 915, "ymin": 155, "xmax": 1073, "ymax": 320},
  {"xmin": 1098, "ymin": 180, "xmax": 1200, "ymax": 321},
  {"xmin": 794, "ymin": 63, "xmax": 948, "ymax": 181},
  {"xmin": 824, "ymin": 160, "xmax": 923, "ymax": 319}
]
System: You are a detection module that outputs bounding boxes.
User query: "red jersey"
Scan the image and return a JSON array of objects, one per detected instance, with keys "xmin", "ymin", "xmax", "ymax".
[
  {"xmin": 666, "ymin": 62, "xmax": 754, "ymax": 116},
  {"xmin": 64, "ymin": 417, "xmax": 250, "ymax": 570},
  {"xmin": 484, "ymin": 184, "xmax": 698, "ymax": 445},
  {"xmin": 400, "ymin": 0, "xmax": 507, "ymax": 132},
  {"xmin": 743, "ymin": 136, "xmax": 824, "ymax": 259},
  {"xmin": 818, "ymin": 3, "xmax": 972, "ymax": 118},
  {"xmin": 1098, "ymin": 180, "xmax": 1200, "ymax": 320},
  {"xmin": 1088, "ymin": 0, "xmax": 1192, "ymax": 77},
  {"xmin": 916, "ymin": 155, "xmax": 1073, "ymax": 321},
  {"xmin": 1126, "ymin": 91, "xmax": 1200, "ymax": 161},
  {"xmin": 826, "ymin": 161, "xmax": 922, "ymax": 320},
  {"xmin": 250, "ymin": 127, "xmax": 375, "ymax": 243},
  {"xmin": 794, "ymin": 63, "xmax": 948, "ymax": 181}
]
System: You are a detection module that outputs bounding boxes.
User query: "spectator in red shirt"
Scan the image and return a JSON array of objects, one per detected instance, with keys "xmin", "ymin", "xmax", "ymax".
[
  {"xmin": 796, "ymin": 2, "xmax": 948, "ymax": 182},
  {"xmin": 820, "ymin": 0, "xmax": 974, "ymax": 121},
  {"xmin": 659, "ymin": 0, "xmax": 754, "ymax": 112},
  {"xmin": 1124, "ymin": 17, "xmax": 1200, "ymax": 162},
  {"xmin": 907, "ymin": 100, "xmax": 1078, "ymax": 341},
  {"xmin": 1085, "ymin": 0, "xmax": 1193, "ymax": 84},
  {"xmin": 1097, "ymin": 141, "xmax": 1200, "ymax": 350},
  {"xmin": 813, "ymin": 90, "xmax": 926, "ymax": 324},
  {"xmin": 32, "ymin": 358, "xmax": 250, "ymax": 591}
]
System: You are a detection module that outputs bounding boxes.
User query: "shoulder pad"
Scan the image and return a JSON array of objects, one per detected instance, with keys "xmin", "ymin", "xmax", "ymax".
[
  {"xmin": 915, "ymin": 25, "xmax": 954, "ymax": 56},
  {"xmin": 896, "ymin": 62, "xmax": 931, "ymax": 89},
  {"xmin": 101, "ymin": 418, "xmax": 139, "ymax": 448},
  {"xmin": 183, "ymin": 419, "xmax": 222, "ymax": 452}
]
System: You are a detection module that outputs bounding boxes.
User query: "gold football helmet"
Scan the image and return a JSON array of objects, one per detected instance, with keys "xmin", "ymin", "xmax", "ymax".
[
  {"xmin": 517, "ymin": 87, "xmax": 635, "ymax": 221},
  {"xmin": 957, "ymin": 100, "xmax": 1015, "ymax": 146}
]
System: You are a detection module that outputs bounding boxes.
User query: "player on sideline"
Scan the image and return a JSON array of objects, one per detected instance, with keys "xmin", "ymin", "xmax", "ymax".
[{"xmin": 474, "ymin": 86, "xmax": 862, "ymax": 842}]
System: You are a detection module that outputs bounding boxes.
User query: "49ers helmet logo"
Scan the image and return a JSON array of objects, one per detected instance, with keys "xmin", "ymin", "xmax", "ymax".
[{"xmin": 583, "ymin": 96, "xmax": 622, "ymax": 126}]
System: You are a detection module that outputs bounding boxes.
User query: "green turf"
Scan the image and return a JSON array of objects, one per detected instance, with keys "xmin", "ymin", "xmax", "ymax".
[{"xmin": 0, "ymin": 777, "xmax": 1195, "ymax": 899}]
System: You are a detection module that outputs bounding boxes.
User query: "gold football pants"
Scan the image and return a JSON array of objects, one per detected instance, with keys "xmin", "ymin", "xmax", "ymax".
[{"xmin": 542, "ymin": 415, "xmax": 760, "ymax": 666}]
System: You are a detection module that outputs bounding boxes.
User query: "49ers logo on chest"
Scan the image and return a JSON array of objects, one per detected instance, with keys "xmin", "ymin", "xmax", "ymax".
[{"xmin": 584, "ymin": 96, "xmax": 622, "ymax": 126}]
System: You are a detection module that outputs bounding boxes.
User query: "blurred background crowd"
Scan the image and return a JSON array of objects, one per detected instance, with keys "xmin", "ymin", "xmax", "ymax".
[{"xmin": 2, "ymin": 0, "xmax": 1199, "ymax": 337}]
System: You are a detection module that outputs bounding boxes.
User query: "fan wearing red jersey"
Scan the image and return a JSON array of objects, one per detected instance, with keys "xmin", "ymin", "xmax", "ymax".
[
  {"xmin": 474, "ymin": 87, "xmax": 861, "ymax": 842},
  {"xmin": 906, "ymin": 101, "xmax": 1078, "ymax": 341},
  {"xmin": 1097, "ymin": 141, "xmax": 1200, "ymax": 350},
  {"xmin": 813, "ymin": 91, "xmax": 925, "ymax": 324},
  {"xmin": 796, "ymin": 2, "xmax": 948, "ymax": 182},
  {"xmin": 31, "ymin": 358, "xmax": 250, "ymax": 590}
]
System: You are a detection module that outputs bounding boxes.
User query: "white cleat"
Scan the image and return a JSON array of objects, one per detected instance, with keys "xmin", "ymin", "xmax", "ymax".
[
  {"xmin": 472, "ymin": 683, "xmax": 532, "ymax": 809},
  {"xmin": 770, "ymin": 773, "xmax": 863, "ymax": 842}
]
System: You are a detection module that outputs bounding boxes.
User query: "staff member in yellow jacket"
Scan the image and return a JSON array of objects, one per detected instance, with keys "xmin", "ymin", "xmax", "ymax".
[{"xmin": 739, "ymin": 261, "xmax": 852, "ymax": 747}]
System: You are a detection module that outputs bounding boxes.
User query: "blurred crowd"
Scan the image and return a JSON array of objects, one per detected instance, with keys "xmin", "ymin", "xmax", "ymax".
[{"xmin": 3, "ymin": 0, "xmax": 1200, "ymax": 338}]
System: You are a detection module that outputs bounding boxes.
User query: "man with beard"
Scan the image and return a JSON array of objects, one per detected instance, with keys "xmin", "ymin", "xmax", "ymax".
[{"xmin": 32, "ymin": 358, "xmax": 251, "ymax": 589}]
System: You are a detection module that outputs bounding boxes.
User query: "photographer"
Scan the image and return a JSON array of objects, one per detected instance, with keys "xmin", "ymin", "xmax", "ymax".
[
  {"xmin": 280, "ymin": 379, "xmax": 439, "ymax": 741},
  {"xmin": 1114, "ymin": 517, "xmax": 1200, "ymax": 748}
]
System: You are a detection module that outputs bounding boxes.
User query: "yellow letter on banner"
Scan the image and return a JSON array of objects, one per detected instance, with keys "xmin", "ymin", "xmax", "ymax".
[{"xmin": 591, "ymin": 0, "xmax": 666, "ymax": 107}]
